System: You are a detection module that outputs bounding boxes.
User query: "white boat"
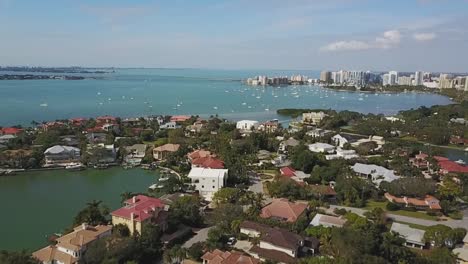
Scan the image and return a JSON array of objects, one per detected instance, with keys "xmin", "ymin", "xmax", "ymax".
[
  {"xmin": 213, "ymin": 106, "xmax": 218, "ymax": 110},
  {"xmin": 40, "ymin": 103, "xmax": 48, "ymax": 107},
  {"xmin": 65, "ymin": 163, "xmax": 85, "ymax": 171}
]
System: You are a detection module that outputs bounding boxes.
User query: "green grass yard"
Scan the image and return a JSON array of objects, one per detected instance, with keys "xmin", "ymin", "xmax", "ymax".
[{"xmin": 365, "ymin": 200, "xmax": 438, "ymax": 221}]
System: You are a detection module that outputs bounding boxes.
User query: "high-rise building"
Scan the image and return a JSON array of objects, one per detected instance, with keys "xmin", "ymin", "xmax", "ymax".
[
  {"xmin": 414, "ymin": 71, "xmax": 423, "ymax": 86},
  {"xmin": 398, "ymin": 76, "xmax": 413, "ymax": 86},
  {"xmin": 320, "ymin": 71, "xmax": 331, "ymax": 83},
  {"xmin": 465, "ymin": 77, "xmax": 468, "ymax": 91},
  {"xmin": 382, "ymin": 74, "xmax": 390, "ymax": 86},
  {"xmin": 389, "ymin": 71, "xmax": 398, "ymax": 85},
  {"xmin": 439, "ymin": 74, "xmax": 454, "ymax": 89}
]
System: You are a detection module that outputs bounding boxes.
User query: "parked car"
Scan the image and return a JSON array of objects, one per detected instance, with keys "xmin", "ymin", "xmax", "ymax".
[{"xmin": 227, "ymin": 237, "xmax": 236, "ymax": 246}]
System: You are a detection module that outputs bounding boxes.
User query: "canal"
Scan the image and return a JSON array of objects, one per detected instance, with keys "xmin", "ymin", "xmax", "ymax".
[{"xmin": 0, "ymin": 167, "xmax": 158, "ymax": 251}]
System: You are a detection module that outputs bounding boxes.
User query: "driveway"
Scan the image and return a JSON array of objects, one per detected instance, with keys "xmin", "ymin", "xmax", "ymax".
[
  {"xmin": 329, "ymin": 205, "xmax": 468, "ymax": 229},
  {"xmin": 233, "ymin": 240, "xmax": 253, "ymax": 252},
  {"xmin": 182, "ymin": 227, "xmax": 213, "ymax": 248}
]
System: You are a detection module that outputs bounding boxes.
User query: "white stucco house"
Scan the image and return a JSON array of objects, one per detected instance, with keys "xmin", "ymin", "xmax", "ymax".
[
  {"xmin": 308, "ymin": 143, "xmax": 335, "ymax": 153},
  {"xmin": 236, "ymin": 120, "xmax": 259, "ymax": 131},
  {"xmin": 188, "ymin": 168, "xmax": 229, "ymax": 201}
]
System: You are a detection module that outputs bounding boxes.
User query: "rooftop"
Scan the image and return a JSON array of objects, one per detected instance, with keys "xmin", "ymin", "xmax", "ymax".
[
  {"xmin": 153, "ymin": 143, "xmax": 180, "ymax": 152},
  {"xmin": 390, "ymin": 223, "xmax": 425, "ymax": 245},
  {"xmin": 260, "ymin": 198, "xmax": 308, "ymax": 223},
  {"xmin": 111, "ymin": 195, "xmax": 166, "ymax": 222}
]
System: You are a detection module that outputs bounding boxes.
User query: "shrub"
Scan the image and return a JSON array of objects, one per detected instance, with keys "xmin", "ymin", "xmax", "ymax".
[{"xmin": 386, "ymin": 202, "xmax": 400, "ymax": 211}]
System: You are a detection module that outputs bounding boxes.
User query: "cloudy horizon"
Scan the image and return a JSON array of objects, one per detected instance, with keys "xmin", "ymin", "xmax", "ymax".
[{"xmin": 0, "ymin": 0, "xmax": 467, "ymax": 72}]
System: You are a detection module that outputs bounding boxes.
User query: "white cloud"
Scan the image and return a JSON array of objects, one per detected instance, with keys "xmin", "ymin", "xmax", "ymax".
[
  {"xmin": 321, "ymin": 30, "xmax": 401, "ymax": 52},
  {"xmin": 321, "ymin": 40, "xmax": 371, "ymax": 52},
  {"xmin": 375, "ymin": 30, "xmax": 401, "ymax": 49},
  {"xmin": 413, "ymin": 32, "xmax": 436, "ymax": 41}
]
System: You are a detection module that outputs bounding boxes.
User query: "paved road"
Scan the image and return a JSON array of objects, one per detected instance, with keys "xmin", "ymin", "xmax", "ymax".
[
  {"xmin": 329, "ymin": 205, "xmax": 468, "ymax": 229},
  {"xmin": 182, "ymin": 227, "xmax": 213, "ymax": 248}
]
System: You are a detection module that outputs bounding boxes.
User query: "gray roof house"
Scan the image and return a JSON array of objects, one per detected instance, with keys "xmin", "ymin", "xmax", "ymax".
[
  {"xmin": 351, "ymin": 163, "xmax": 400, "ymax": 185},
  {"xmin": 44, "ymin": 145, "xmax": 81, "ymax": 166},
  {"xmin": 390, "ymin": 223, "xmax": 426, "ymax": 249}
]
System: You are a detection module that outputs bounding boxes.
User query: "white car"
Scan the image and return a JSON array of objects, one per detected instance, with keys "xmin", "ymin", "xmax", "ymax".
[{"xmin": 227, "ymin": 237, "xmax": 236, "ymax": 246}]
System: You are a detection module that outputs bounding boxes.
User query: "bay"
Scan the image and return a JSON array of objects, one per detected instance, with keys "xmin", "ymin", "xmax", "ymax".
[
  {"xmin": 0, "ymin": 69, "xmax": 452, "ymax": 126},
  {"xmin": 0, "ymin": 168, "xmax": 158, "ymax": 251}
]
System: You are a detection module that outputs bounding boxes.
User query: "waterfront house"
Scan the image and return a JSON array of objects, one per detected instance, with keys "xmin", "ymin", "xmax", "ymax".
[
  {"xmin": 260, "ymin": 198, "xmax": 308, "ymax": 223},
  {"xmin": 0, "ymin": 127, "xmax": 22, "ymax": 136},
  {"xmin": 60, "ymin": 135, "xmax": 80, "ymax": 147},
  {"xmin": 160, "ymin": 121, "xmax": 181, "ymax": 130},
  {"xmin": 111, "ymin": 195, "xmax": 169, "ymax": 235},
  {"xmin": 86, "ymin": 143, "xmax": 117, "ymax": 164},
  {"xmin": 236, "ymin": 120, "xmax": 259, "ymax": 132},
  {"xmin": 201, "ymin": 250, "xmax": 260, "ymax": 264},
  {"xmin": 68, "ymin": 117, "xmax": 88, "ymax": 127},
  {"xmin": 124, "ymin": 144, "xmax": 147, "ymax": 165},
  {"xmin": 308, "ymin": 143, "xmax": 335, "ymax": 153},
  {"xmin": 390, "ymin": 223, "xmax": 426, "ymax": 249},
  {"xmin": 44, "ymin": 145, "xmax": 81, "ymax": 166},
  {"xmin": 384, "ymin": 193, "xmax": 441, "ymax": 211},
  {"xmin": 153, "ymin": 143, "xmax": 180, "ymax": 160},
  {"xmin": 258, "ymin": 120, "xmax": 280, "ymax": 133},
  {"xmin": 309, "ymin": 213, "xmax": 346, "ymax": 228},
  {"xmin": 351, "ymin": 163, "xmax": 400, "ymax": 185},
  {"xmin": 188, "ymin": 149, "xmax": 213, "ymax": 162},
  {"xmin": 41, "ymin": 121, "xmax": 66, "ymax": 132},
  {"xmin": 302, "ymin": 112, "xmax": 327, "ymax": 125},
  {"xmin": 170, "ymin": 115, "xmax": 191, "ymax": 123},
  {"xmin": 434, "ymin": 156, "xmax": 468, "ymax": 174},
  {"xmin": 191, "ymin": 157, "xmax": 225, "ymax": 169},
  {"xmin": 187, "ymin": 168, "xmax": 228, "ymax": 201},
  {"xmin": 32, "ymin": 223, "xmax": 112, "ymax": 264},
  {"xmin": 96, "ymin": 115, "xmax": 118, "ymax": 124}
]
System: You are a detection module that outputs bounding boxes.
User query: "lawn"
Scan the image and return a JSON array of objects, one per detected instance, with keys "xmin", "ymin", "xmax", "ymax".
[
  {"xmin": 394, "ymin": 221, "xmax": 430, "ymax": 231},
  {"xmin": 365, "ymin": 200, "xmax": 438, "ymax": 221}
]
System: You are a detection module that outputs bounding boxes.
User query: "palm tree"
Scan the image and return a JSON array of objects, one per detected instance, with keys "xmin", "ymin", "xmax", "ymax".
[{"xmin": 120, "ymin": 191, "xmax": 134, "ymax": 204}]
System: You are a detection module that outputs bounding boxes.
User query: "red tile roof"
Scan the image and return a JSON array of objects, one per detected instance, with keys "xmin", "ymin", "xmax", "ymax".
[
  {"xmin": 0, "ymin": 127, "xmax": 22, "ymax": 135},
  {"xmin": 192, "ymin": 157, "xmax": 225, "ymax": 169},
  {"xmin": 280, "ymin": 167, "xmax": 296, "ymax": 177},
  {"xmin": 170, "ymin": 115, "xmax": 191, "ymax": 122},
  {"xmin": 260, "ymin": 198, "xmax": 307, "ymax": 222},
  {"xmin": 385, "ymin": 193, "xmax": 442, "ymax": 210},
  {"xmin": 188, "ymin": 149, "xmax": 213, "ymax": 161},
  {"xmin": 202, "ymin": 250, "xmax": 260, "ymax": 264},
  {"xmin": 438, "ymin": 160, "xmax": 468, "ymax": 174},
  {"xmin": 111, "ymin": 195, "xmax": 165, "ymax": 222}
]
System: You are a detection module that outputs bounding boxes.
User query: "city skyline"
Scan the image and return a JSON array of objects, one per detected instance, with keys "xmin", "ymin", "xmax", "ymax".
[{"xmin": 1, "ymin": 0, "xmax": 468, "ymax": 71}]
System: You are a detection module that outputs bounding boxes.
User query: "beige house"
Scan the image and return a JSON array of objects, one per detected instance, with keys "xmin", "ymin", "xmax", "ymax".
[
  {"xmin": 33, "ymin": 223, "xmax": 112, "ymax": 264},
  {"xmin": 153, "ymin": 143, "xmax": 180, "ymax": 160}
]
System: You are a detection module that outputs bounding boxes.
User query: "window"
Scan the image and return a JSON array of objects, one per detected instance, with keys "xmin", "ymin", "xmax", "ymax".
[
  {"xmin": 212, "ymin": 180, "xmax": 215, "ymax": 183},
  {"xmin": 201, "ymin": 185, "xmax": 204, "ymax": 188},
  {"xmin": 212, "ymin": 186, "xmax": 215, "ymax": 189}
]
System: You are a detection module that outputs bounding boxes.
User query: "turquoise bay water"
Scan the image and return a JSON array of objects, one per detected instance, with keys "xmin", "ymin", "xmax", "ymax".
[
  {"xmin": 0, "ymin": 68, "xmax": 452, "ymax": 126},
  {"xmin": 0, "ymin": 168, "xmax": 158, "ymax": 251}
]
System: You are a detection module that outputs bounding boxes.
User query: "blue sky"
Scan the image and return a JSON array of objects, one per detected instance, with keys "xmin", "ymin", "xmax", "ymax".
[{"xmin": 0, "ymin": 0, "xmax": 467, "ymax": 71}]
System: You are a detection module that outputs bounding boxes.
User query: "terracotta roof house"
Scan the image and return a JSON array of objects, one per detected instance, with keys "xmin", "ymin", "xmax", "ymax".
[
  {"xmin": 96, "ymin": 115, "xmax": 118, "ymax": 124},
  {"xmin": 153, "ymin": 143, "xmax": 180, "ymax": 160},
  {"xmin": 192, "ymin": 157, "xmax": 225, "ymax": 169},
  {"xmin": 384, "ymin": 193, "xmax": 442, "ymax": 210},
  {"xmin": 188, "ymin": 149, "xmax": 214, "ymax": 161},
  {"xmin": 201, "ymin": 249, "xmax": 260, "ymax": 264},
  {"xmin": 33, "ymin": 223, "xmax": 112, "ymax": 264},
  {"xmin": 438, "ymin": 160, "xmax": 468, "ymax": 174},
  {"xmin": 111, "ymin": 195, "xmax": 168, "ymax": 235},
  {"xmin": 41, "ymin": 121, "xmax": 66, "ymax": 131},
  {"xmin": 69, "ymin": 117, "xmax": 88, "ymax": 126},
  {"xmin": 260, "ymin": 198, "xmax": 308, "ymax": 223},
  {"xmin": 170, "ymin": 115, "xmax": 191, "ymax": 122},
  {"xmin": 280, "ymin": 167, "xmax": 296, "ymax": 177},
  {"xmin": 0, "ymin": 127, "xmax": 23, "ymax": 135}
]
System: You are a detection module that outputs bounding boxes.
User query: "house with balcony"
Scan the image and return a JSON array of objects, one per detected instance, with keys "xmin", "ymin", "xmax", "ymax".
[
  {"xmin": 111, "ymin": 195, "xmax": 168, "ymax": 235},
  {"xmin": 187, "ymin": 168, "xmax": 228, "ymax": 201},
  {"xmin": 44, "ymin": 145, "xmax": 81, "ymax": 166},
  {"xmin": 32, "ymin": 223, "xmax": 112, "ymax": 264}
]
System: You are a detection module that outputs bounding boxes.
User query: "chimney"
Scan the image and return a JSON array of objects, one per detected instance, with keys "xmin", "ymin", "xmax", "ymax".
[
  {"xmin": 82, "ymin": 223, "xmax": 88, "ymax": 230},
  {"xmin": 132, "ymin": 196, "xmax": 137, "ymax": 203},
  {"xmin": 131, "ymin": 212, "xmax": 135, "ymax": 221}
]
